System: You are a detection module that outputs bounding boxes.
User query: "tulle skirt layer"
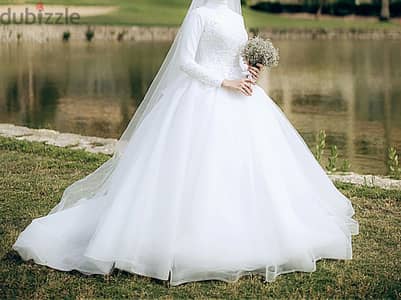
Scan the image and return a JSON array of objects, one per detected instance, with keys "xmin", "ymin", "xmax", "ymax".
[{"xmin": 13, "ymin": 79, "xmax": 359, "ymax": 285}]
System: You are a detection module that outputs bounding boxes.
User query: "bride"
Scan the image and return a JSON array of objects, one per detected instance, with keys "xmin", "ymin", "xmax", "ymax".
[{"xmin": 13, "ymin": 0, "xmax": 359, "ymax": 286}]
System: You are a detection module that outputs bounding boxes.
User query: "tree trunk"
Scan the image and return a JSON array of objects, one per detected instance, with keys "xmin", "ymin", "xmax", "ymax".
[
  {"xmin": 315, "ymin": 0, "xmax": 325, "ymax": 19},
  {"xmin": 380, "ymin": 0, "xmax": 390, "ymax": 21}
]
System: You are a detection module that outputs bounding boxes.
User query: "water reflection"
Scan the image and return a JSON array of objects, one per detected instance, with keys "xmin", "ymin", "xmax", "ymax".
[
  {"xmin": 0, "ymin": 40, "xmax": 400, "ymax": 174},
  {"xmin": 0, "ymin": 41, "xmax": 169, "ymax": 137}
]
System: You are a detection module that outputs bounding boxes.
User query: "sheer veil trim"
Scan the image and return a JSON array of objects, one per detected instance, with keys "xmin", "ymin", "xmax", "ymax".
[{"xmin": 49, "ymin": 0, "xmax": 242, "ymax": 214}]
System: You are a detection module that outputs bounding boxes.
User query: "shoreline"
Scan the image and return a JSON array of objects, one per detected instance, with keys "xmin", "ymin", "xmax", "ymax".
[
  {"xmin": 1, "ymin": 123, "xmax": 400, "ymax": 190},
  {"xmin": 1, "ymin": 24, "xmax": 401, "ymax": 42}
]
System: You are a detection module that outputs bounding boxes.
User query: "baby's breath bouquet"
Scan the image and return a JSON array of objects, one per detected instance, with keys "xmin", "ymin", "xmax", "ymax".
[{"xmin": 241, "ymin": 36, "xmax": 280, "ymax": 69}]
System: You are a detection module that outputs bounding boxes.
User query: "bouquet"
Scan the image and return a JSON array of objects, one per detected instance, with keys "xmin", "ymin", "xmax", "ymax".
[{"xmin": 241, "ymin": 36, "xmax": 280, "ymax": 69}]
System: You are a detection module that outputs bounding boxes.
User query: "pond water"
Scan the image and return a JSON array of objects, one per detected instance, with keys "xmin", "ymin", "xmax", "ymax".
[{"xmin": 0, "ymin": 40, "xmax": 400, "ymax": 175}]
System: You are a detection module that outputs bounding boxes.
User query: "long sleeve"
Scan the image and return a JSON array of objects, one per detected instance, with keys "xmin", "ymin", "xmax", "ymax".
[{"xmin": 178, "ymin": 10, "xmax": 225, "ymax": 88}]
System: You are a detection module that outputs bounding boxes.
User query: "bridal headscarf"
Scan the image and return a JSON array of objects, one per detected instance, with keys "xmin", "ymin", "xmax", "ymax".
[{"xmin": 50, "ymin": 0, "xmax": 242, "ymax": 213}]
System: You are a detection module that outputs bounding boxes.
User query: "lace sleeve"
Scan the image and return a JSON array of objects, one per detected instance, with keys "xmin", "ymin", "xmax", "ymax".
[{"xmin": 178, "ymin": 10, "xmax": 225, "ymax": 88}]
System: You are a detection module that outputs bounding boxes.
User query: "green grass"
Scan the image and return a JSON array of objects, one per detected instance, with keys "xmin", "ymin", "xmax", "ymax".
[
  {"xmin": 0, "ymin": 136, "xmax": 400, "ymax": 298},
  {"xmin": 0, "ymin": 0, "xmax": 400, "ymax": 29}
]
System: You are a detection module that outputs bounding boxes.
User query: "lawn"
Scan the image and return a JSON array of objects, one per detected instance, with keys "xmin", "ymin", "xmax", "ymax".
[
  {"xmin": 0, "ymin": 0, "xmax": 400, "ymax": 29},
  {"xmin": 0, "ymin": 136, "xmax": 400, "ymax": 298}
]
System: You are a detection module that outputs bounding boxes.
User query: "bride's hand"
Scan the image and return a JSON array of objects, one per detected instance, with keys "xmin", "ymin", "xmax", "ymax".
[
  {"xmin": 248, "ymin": 63, "xmax": 264, "ymax": 81},
  {"xmin": 221, "ymin": 78, "xmax": 254, "ymax": 96}
]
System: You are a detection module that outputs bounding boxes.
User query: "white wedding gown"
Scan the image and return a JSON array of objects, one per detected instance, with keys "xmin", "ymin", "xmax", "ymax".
[{"xmin": 13, "ymin": 3, "xmax": 359, "ymax": 286}]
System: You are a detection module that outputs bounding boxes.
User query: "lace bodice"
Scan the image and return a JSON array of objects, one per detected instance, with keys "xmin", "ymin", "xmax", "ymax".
[{"xmin": 179, "ymin": 6, "xmax": 249, "ymax": 87}]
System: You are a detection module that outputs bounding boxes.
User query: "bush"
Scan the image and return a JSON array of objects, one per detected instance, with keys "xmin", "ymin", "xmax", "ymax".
[
  {"xmin": 390, "ymin": 1, "xmax": 401, "ymax": 16},
  {"xmin": 62, "ymin": 31, "xmax": 71, "ymax": 42},
  {"xmin": 252, "ymin": 2, "xmax": 283, "ymax": 13},
  {"xmin": 85, "ymin": 28, "xmax": 95, "ymax": 42},
  {"xmin": 250, "ymin": 0, "xmax": 401, "ymax": 17}
]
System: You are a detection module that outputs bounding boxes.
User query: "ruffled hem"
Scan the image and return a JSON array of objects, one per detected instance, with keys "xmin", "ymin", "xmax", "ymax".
[{"xmin": 13, "ymin": 216, "xmax": 358, "ymax": 286}]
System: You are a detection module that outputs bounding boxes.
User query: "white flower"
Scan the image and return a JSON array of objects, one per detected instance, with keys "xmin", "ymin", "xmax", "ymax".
[{"xmin": 241, "ymin": 36, "xmax": 280, "ymax": 69}]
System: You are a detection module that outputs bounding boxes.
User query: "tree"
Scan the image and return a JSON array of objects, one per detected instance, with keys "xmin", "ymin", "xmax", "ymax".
[
  {"xmin": 316, "ymin": 0, "xmax": 327, "ymax": 19},
  {"xmin": 380, "ymin": 0, "xmax": 390, "ymax": 21}
]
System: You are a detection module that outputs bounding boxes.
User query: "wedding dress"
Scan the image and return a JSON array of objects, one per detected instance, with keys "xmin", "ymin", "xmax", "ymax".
[{"xmin": 13, "ymin": 0, "xmax": 359, "ymax": 286}]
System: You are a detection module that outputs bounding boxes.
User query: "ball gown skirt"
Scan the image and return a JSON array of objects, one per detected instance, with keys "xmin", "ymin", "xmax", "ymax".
[{"xmin": 13, "ymin": 77, "xmax": 359, "ymax": 286}]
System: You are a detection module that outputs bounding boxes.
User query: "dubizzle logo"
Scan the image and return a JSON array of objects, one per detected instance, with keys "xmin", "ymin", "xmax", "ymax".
[{"xmin": 0, "ymin": 2, "xmax": 81, "ymax": 24}]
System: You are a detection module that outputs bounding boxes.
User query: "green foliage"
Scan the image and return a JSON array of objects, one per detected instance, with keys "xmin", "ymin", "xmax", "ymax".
[
  {"xmin": 326, "ymin": 145, "xmax": 338, "ymax": 173},
  {"xmin": 340, "ymin": 159, "xmax": 351, "ymax": 172},
  {"xmin": 62, "ymin": 31, "xmax": 71, "ymax": 41},
  {"xmin": 387, "ymin": 146, "xmax": 401, "ymax": 179},
  {"xmin": 313, "ymin": 130, "xmax": 352, "ymax": 173},
  {"xmin": 85, "ymin": 27, "xmax": 95, "ymax": 42},
  {"xmin": 314, "ymin": 129, "xmax": 326, "ymax": 163}
]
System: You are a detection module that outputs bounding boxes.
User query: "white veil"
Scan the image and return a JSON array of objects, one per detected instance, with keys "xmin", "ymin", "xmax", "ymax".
[{"xmin": 50, "ymin": 0, "xmax": 242, "ymax": 213}]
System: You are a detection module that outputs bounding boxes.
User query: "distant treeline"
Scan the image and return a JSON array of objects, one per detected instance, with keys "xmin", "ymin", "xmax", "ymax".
[{"xmin": 248, "ymin": 0, "xmax": 401, "ymax": 17}]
